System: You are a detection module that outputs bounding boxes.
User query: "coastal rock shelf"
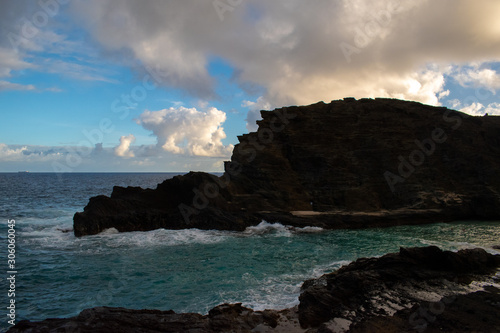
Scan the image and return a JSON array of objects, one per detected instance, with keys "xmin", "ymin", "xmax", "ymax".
[
  {"xmin": 10, "ymin": 246, "xmax": 500, "ymax": 332},
  {"xmin": 73, "ymin": 98, "xmax": 500, "ymax": 236}
]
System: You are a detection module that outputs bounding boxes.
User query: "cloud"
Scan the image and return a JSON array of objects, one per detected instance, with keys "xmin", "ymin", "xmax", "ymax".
[
  {"xmin": 66, "ymin": 0, "xmax": 500, "ymax": 129},
  {"xmin": 454, "ymin": 67, "xmax": 500, "ymax": 93},
  {"xmin": 0, "ymin": 142, "xmax": 227, "ymax": 172},
  {"xmin": 460, "ymin": 102, "xmax": 485, "ymax": 116},
  {"xmin": 459, "ymin": 102, "xmax": 500, "ymax": 116},
  {"xmin": 0, "ymin": 144, "xmax": 74, "ymax": 163},
  {"xmin": 0, "ymin": 47, "xmax": 34, "ymax": 76},
  {"xmin": 0, "ymin": 144, "xmax": 28, "ymax": 161},
  {"xmin": 114, "ymin": 134, "xmax": 136, "ymax": 157},
  {"xmin": 0, "ymin": 46, "xmax": 37, "ymax": 91},
  {"xmin": 484, "ymin": 102, "xmax": 500, "ymax": 115},
  {"xmin": 242, "ymin": 96, "xmax": 272, "ymax": 132},
  {"xmin": 0, "ymin": 80, "xmax": 36, "ymax": 92},
  {"xmin": 41, "ymin": 58, "xmax": 119, "ymax": 83},
  {"xmin": 137, "ymin": 106, "xmax": 233, "ymax": 157},
  {"xmin": 0, "ymin": 0, "xmax": 119, "ymax": 91}
]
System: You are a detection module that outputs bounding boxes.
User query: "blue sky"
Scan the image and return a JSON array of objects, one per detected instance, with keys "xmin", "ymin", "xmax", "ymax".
[{"xmin": 1, "ymin": 0, "xmax": 500, "ymax": 172}]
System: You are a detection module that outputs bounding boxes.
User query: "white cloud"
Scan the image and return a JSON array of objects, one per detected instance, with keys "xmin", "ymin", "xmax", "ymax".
[
  {"xmin": 454, "ymin": 67, "xmax": 500, "ymax": 93},
  {"xmin": 2, "ymin": 0, "xmax": 500, "ymax": 128},
  {"xmin": 67, "ymin": 0, "xmax": 500, "ymax": 129},
  {"xmin": 114, "ymin": 134, "xmax": 136, "ymax": 157},
  {"xmin": 0, "ymin": 80, "xmax": 36, "ymax": 92},
  {"xmin": 438, "ymin": 90, "xmax": 450, "ymax": 99},
  {"xmin": 0, "ymin": 0, "xmax": 118, "ymax": 91},
  {"xmin": 137, "ymin": 106, "xmax": 233, "ymax": 157},
  {"xmin": 484, "ymin": 102, "xmax": 500, "ymax": 115},
  {"xmin": 0, "ymin": 144, "xmax": 28, "ymax": 161},
  {"xmin": 242, "ymin": 96, "xmax": 272, "ymax": 132},
  {"xmin": 460, "ymin": 102, "xmax": 485, "ymax": 116},
  {"xmin": 448, "ymin": 99, "xmax": 462, "ymax": 109},
  {"xmin": 459, "ymin": 102, "xmax": 500, "ymax": 116},
  {"xmin": 0, "ymin": 142, "xmax": 227, "ymax": 172},
  {"xmin": 0, "ymin": 144, "xmax": 68, "ymax": 163},
  {"xmin": 0, "ymin": 46, "xmax": 37, "ymax": 91},
  {"xmin": 0, "ymin": 47, "xmax": 34, "ymax": 77}
]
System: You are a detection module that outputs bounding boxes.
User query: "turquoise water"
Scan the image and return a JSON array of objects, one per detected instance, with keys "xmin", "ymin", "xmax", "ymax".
[{"xmin": 0, "ymin": 173, "xmax": 499, "ymax": 331}]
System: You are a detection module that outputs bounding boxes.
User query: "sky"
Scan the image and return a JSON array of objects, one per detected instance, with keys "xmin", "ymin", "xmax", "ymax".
[{"xmin": 1, "ymin": 0, "xmax": 500, "ymax": 172}]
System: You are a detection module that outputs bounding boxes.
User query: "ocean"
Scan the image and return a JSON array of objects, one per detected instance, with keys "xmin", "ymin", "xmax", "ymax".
[{"xmin": 1, "ymin": 173, "xmax": 499, "ymax": 331}]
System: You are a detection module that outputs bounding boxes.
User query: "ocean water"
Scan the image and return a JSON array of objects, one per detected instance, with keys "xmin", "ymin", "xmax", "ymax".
[{"xmin": 0, "ymin": 173, "xmax": 499, "ymax": 330}]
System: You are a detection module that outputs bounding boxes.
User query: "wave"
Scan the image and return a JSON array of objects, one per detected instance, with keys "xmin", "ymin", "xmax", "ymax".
[
  {"xmin": 16, "ymin": 220, "xmax": 326, "ymax": 256},
  {"xmin": 415, "ymin": 238, "xmax": 500, "ymax": 254},
  {"xmin": 91, "ymin": 227, "xmax": 231, "ymax": 248},
  {"xmin": 242, "ymin": 221, "xmax": 324, "ymax": 237},
  {"xmin": 222, "ymin": 259, "xmax": 351, "ymax": 312},
  {"xmin": 86, "ymin": 222, "xmax": 323, "ymax": 250}
]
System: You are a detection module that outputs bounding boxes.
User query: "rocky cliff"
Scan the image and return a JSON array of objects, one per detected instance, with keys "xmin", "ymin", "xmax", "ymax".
[
  {"xmin": 74, "ymin": 98, "xmax": 500, "ymax": 236},
  {"xmin": 9, "ymin": 246, "xmax": 500, "ymax": 332}
]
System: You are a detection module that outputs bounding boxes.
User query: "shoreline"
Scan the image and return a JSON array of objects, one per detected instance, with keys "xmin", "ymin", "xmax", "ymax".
[
  {"xmin": 72, "ymin": 99, "xmax": 500, "ymax": 237},
  {"xmin": 9, "ymin": 245, "xmax": 500, "ymax": 332}
]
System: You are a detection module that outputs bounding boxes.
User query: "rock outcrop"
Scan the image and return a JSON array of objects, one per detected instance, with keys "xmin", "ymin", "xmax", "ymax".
[
  {"xmin": 298, "ymin": 246, "xmax": 500, "ymax": 331},
  {"xmin": 74, "ymin": 98, "xmax": 500, "ymax": 236},
  {"xmin": 9, "ymin": 246, "xmax": 500, "ymax": 332}
]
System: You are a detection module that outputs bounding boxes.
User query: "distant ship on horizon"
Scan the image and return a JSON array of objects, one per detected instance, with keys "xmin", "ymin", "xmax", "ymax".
[{"xmin": 18, "ymin": 171, "xmax": 29, "ymax": 173}]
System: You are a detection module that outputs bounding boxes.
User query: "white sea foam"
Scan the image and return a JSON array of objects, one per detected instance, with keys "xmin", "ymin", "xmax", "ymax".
[
  {"xmin": 310, "ymin": 260, "xmax": 351, "ymax": 278},
  {"xmin": 236, "ymin": 260, "xmax": 351, "ymax": 311},
  {"xmin": 100, "ymin": 227, "xmax": 119, "ymax": 235},
  {"xmin": 90, "ymin": 227, "xmax": 230, "ymax": 249},
  {"xmin": 242, "ymin": 221, "xmax": 324, "ymax": 237},
  {"xmin": 19, "ymin": 220, "xmax": 325, "ymax": 255},
  {"xmin": 296, "ymin": 226, "xmax": 324, "ymax": 233},
  {"xmin": 243, "ymin": 221, "xmax": 292, "ymax": 237},
  {"xmin": 417, "ymin": 238, "xmax": 500, "ymax": 254}
]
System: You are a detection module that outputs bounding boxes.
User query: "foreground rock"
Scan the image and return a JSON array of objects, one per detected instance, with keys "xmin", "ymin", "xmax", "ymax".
[
  {"xmin": 74, "ymin": 98, "xmax": 500, "ymax": 236},
  {"xmin": 9, "ymin": 304, "xmax": 284, "ymax": 333},
  {"xmin": 299, "ymin": 246, "xmax": 500, "ymax": 332},
  {"xmin": 10, "ymin": 246, "xmax": 500, "ymax": 332}
]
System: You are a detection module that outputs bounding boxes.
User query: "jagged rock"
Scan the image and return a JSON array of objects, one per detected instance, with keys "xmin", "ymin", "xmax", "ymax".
[
  {"xmin": 8, "ymin": 304, "xmax": 279, "ymax": 333},
  {"xmin": 74, "ymin": 98, "xmax": 500, "ymax": 236},
  {"xmin": 298, "ymin": 246, "xmax": 500, "ymax": 330},
  {"xmin": 9, "ymin": 247, "xmax": 500, "ymax": 332},
  {"xmin": 349, "ymin": 287, "xmax": 500, "ymax": 333}
]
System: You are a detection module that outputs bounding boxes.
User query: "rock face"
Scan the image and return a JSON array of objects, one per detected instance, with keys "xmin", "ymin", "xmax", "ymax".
[
  {"xmin": 74, "ymin": 98, "xmax": 500, "ymax": 236},
  {"xmin": 298, "ymin": 246, "xmax": 500, "ymax": 331},
  {"xmin": 9, "ymin": 303, "xmax": 281, "ymax": 333},
  {"xmin": 9, "ymin": 246, "xmax": 500, "ymax": 332}
]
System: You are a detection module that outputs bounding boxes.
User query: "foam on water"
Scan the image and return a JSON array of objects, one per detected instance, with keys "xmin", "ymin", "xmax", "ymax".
[
  {"xmin": 216, "ymin": 259, "xmax": 351, "ymax": 312},
  {"xmin": 92, "ymin": 227, "xmax": 231, "ymax": 248},
  {"xmin": 242, "ymin": 221, "xmax": 324, "ymax": 237}
]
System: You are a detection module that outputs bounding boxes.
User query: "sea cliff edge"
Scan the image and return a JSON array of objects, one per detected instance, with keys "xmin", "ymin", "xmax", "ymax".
[{"xmin": 73, "ymin": 98, "xmax": 500, "ymax": 237}]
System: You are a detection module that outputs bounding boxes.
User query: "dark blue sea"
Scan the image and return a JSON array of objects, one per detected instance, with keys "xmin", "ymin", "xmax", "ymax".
[{"xmin": 1, "ymin": 173, "xmax": 499, "ymax": 331}]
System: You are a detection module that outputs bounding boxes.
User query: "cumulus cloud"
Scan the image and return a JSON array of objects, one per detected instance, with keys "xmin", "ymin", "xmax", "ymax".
[
  {"xmin": 0, "ymin": 142, "xmax": 226, "ymax": 172},
  {"xmin": 454, "ymin": 67, "xmax": 500, "ymax": 93},
  {"xmin": 460, "ymin": 102, "xmax": 485, "ymax": 116},
  {"xmin": 0, "ymin": 144, "xmax": 28, "ymax": 161},
  {"xmin": 484, "ymin": 103, "xmax": 500, "ymax": 115},
  {"xmin": 242, "ymin": 96, "xmax": 273, "ymax": 132},
  {"xmin": 0, "ymin": 144, "xmax": 72, "ymax": 163},
  {"xmin": 137, "ymin": 106, "xmax": 233, "ymax": 157},
  {"xmin": 68, "ymin": 0, "xmax": 500, "ymax": 119},
  {"xmin": 114, "ymin": 134, "xmax": 136, "ymax": 157},
  {"xmin": 458, "ymin": 102, "xmax": 500, "ymax": 116}
]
